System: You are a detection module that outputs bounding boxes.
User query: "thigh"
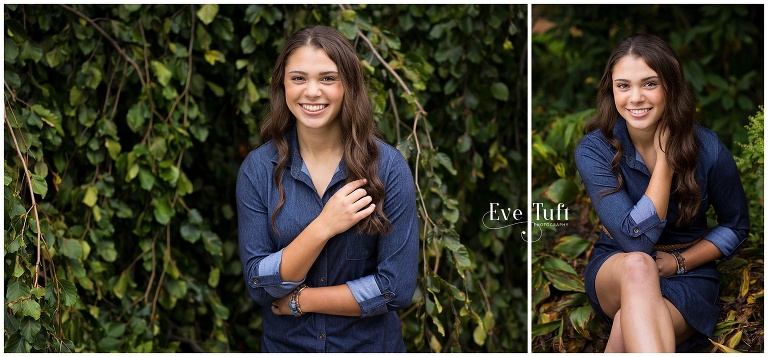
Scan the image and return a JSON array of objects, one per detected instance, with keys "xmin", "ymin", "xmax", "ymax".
[{"xmin": 663, "ymin": 298, "xmax": 697, "ymax": 345}]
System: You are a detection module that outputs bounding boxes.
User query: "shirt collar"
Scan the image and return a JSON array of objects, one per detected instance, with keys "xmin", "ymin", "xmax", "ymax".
[
  {"xmin": 613, "ymin": 116, "xmax": 649, "ymax": 174},
  {"xmin": 270, "ymin": 126, "xmax": 348, "ymax": 182}
]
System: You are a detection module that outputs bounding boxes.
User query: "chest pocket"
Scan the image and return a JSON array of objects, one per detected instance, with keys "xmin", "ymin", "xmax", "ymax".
[{"xmin": 345, "ymin": 231, "xmax": 378, "ymax": 260}]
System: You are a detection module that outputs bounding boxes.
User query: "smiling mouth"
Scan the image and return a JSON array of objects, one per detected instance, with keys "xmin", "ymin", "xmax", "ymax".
[
  {"xmin": 628, "ymin": 108, "xmax": 651, "ymax": 116},
  {"xmin": 301, "ymin": 104, "xmax": 328, "ymax": 112}
]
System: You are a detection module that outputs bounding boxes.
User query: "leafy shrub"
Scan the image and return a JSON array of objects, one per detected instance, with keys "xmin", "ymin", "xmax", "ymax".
[{"xmin": 4, "ymin": 4, "xmax": 527, "ymax": 352}]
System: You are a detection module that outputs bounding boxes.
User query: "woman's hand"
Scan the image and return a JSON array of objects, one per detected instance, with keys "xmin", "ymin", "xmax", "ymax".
[
  {"xmin": 316, "ymin": 178, "xmax": 376, "ymax": 237},
  {"xmin": 271, "ymin": 293, "xmax": 292, "ymax": 316},
  {"xmin": 655, "ymin": 251, "xmax": 677, "ymax": 277}
]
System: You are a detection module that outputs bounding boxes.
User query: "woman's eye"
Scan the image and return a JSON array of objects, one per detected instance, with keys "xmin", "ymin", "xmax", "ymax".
[
  {"xmin": 291, "ymin": 76, "xmax": 305, "ymax": 81},
  {"xmin": 616, "ymin": 83, "xmax": 628, "ymax": 89},
  {"xmin": 644, "ymin": 81, "xmax": 658, "ymax": 87},
  {"xmin": 321, "ymin": 76, "xmax": 336, "ymax": 82}
]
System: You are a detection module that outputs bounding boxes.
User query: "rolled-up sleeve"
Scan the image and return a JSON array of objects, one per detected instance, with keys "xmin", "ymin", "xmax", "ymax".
[
  {"xmin": 575, "ymin": 135, "xmax": 666, "ymax": 254},
  {"xmin": 236, "ymin": 152, "xmax": 304, "ymax": 306},
  {"xmin": 704, "ymin": 138, "xmax": 749, "ymax": 259},
  {"xmin": 346, "ymin": 146, "xmax": 419, "ymax": 318}
]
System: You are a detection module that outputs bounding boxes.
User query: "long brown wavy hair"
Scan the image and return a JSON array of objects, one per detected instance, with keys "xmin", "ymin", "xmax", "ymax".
[
  {"xmin": 584, "ymin": 33, "xmax": 701, "ymax": 226},
  {"xmin": 259, "ymin": 25, "xmax": 391, "ymax": 235}
]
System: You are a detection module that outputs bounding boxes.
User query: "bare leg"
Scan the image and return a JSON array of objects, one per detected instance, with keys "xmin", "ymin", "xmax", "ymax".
[
  {"xmin": 595, "ymin": 252, "xmax": 675, "ymax": 352},
  {"xmin": 605, "ymin": 309, "xmax": 626, "ymax": 353}
]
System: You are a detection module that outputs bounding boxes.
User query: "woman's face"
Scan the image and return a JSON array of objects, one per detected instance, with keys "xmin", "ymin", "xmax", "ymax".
[
  {"xmin": 611, "ymin": 55, "xmax": 666, "ymax": 136},
  {"xmin": 284, "ymin": 46, "xmax": 345, "ymax": 134}
]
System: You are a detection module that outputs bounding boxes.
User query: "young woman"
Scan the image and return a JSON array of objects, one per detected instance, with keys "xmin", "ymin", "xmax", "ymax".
[
  {"xmin": 236, "ymin": 26, "xmax": 419, "ymax": 352},
  {"xmin": 575, "ymin": 34, "xmax": 749, "ymax": 352}
]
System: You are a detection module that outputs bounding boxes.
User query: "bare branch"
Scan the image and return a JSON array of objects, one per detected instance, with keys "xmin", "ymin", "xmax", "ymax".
[
  {"xmin": 4, "ymin": 96, "xmax": 44, "ymax": 287},
  {"xmin": 59, "ymin": 4, "xmax": 147, "ymax": 87}
]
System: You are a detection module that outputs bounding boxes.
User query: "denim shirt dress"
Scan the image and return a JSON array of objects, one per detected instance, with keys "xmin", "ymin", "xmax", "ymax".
[
  {"xmin": 236, "ymin": 127, "xmax": 419, "ymax": 352},
  {"xmin": 574, "ymin": 117, "xmax": 749, "ymax": 350}
]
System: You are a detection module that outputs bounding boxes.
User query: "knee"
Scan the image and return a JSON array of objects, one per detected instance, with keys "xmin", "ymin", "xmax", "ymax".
[{"xmin": 619, "ymin": 252, "xmax": 658, "ymax": 286}]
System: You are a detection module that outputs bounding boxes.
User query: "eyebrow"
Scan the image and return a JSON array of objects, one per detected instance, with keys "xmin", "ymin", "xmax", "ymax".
[
  {"xmin": 614, "ymin": 76, "xmax": 660, "ymax": 82},
  {"xmin": 287, "ymin": 70, "xmax": 339, "ymax": 76}
]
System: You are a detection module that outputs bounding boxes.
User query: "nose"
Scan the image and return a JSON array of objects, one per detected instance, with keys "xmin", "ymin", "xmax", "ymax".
[
  {"xmin": 629, "ymin": 87, "xmax": 644, "ymax": 104},
  {"xmin": 304, "ymin": 80, "xmax": 321, "ymax": 98}
]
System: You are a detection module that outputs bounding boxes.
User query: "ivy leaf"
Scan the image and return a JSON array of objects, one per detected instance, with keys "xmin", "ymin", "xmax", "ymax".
[
  {"xmin": 29, "ymin": 172, "xmax": 47, "ymax": 198},
  {"xmin": 434, "ymin": 152, "xmax": 457, "ymax": 175},
  {"xmin": 152, "ymin": 197, "xmax": 174, "ymax": 225},
  {"xmin": 20, "ymin": 317, "xmax": 42, "ymax": 342},
  {"xmin": 490, "ymin": 82, "xmax": 509, "ymax": 101},
  {"xmin": 204, "ymin": 50, "xmax": 224, "ymax": 65},
  {"xmin": 104, "ymin": 321, "xmax": 126, "ymax": 338},
  {"xmin": 196, "ymin": 4, "xmax": 219, "ymax": 25},
  {"xmin": 104, "ymin": 138, "xmax": 121, "ymax": 160},
  {"xmin": 6, "ymin": 280, "xmax": 31, "ymax": 302},
  {"xmin": 59, "ymin": 238, "xmax": 83, "ymax": 260},
  {"xmin": 126, "ymin": 102, "xmax": 148, "ymax": 133},
  {"xmin": 21, "ymin": 300, "xmax": 41, "ymax": 320},
  {"xmin": 240, "ymin": 36, "xmax": 256, "ymax": 54},
  {"xmin": 113, "ymin": 272, "xmax": 130, "ymax": 299},
  {"xmin": 5, "ymin": 331, "xmax": 30, "ymax": 353},
  {"xmin": 139, "ymin": 169, "xmax": 155, "ymax": 191},
  {"xmin": 202, "ymin": 230, "xmax": 222, "ymax": 256},
  {"xmin": 82, "ymin": 186, "xmax": 98, "ymax": 207},
  {"xmin": 150, "ymin": 60, "xmax": 172, "ymax": 86},
  {"xmin": 208, "ymin": 267, "xmax": 220, "ymax": 288},
  {"xmin": 180, "ymin": 222, "xmax": 201, "ymax": 243},
  {"xmin": 59, "ymin": 280, "xmax": 78, "ymax": 307}
]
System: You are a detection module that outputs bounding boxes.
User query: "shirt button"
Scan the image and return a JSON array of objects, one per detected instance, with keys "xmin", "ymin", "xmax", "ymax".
[
  {"xmin": 320, "ymin": 276, "xmax": 325, "ymax": 282},
  {"xmin": 633, "ymin": 228, "xmax": 639, "ymax": 234},
  {"xmin": 252, "ymin": 278, "xmax": 259, "ymax": 285},
  {"xmin": 319, "ymin": 333, "xmax": 325, "ymax": 339},
  {"xmin": 383, "ymin": 293, "xmax": 391, "ymax": 300}
]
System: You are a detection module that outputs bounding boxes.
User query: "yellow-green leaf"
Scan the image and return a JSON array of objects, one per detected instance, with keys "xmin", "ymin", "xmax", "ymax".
[
  {"xmin": 196, "ymin": 4, "xmax": 219, "ymax": 25},
  {"xmin": 82, "ymin": 186, "xmax": 98, "ymax": 207},
  {"xmin": 105, "ymin": 138, "xmax": 121, "ymax": 160},
  {"xmin": 204, "ymin": 50, "xmax": 224, "ymax": 65},
  {"xmin": 150, "ymin": 60, "xmax": 172, "ymax": 86}
]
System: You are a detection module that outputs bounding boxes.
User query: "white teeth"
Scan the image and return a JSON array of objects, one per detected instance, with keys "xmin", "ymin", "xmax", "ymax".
[
  {"xmin": 302, "ymin": 104, "xmax": 327, "ymax": 112},
  {"xmin": 629, "ymin": 109, "xmax": 649, "ymax": 115}
]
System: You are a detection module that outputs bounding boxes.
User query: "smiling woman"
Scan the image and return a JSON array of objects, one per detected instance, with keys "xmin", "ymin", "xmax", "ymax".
[
  {"xmin": 574, "ymin": 33, "xmax": 750, "ymax": 352},
  {"xmin": 235, "ymin": 25, "xmax": 419, "ymax": 352}
]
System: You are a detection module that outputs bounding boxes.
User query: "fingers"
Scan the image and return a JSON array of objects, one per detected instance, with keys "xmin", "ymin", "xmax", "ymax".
[{"xmin": 337, "ymin": 178, "xmax": 368, "ymax": 196}]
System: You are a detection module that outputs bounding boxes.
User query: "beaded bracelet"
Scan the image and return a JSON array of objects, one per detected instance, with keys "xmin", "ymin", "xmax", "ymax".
[
  {"xmin": 289, "ymin": 284, "xmax": 309, "ymax": 317},
  {"xmin": 671, "ymin": 251, "xmax": 687, "ymax": 275}
]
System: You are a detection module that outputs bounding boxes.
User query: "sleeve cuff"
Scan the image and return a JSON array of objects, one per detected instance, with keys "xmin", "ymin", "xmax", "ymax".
[
  {"xmin": 705, "ymin": 225, "xmax": 746, "ymax": 259},
  {"xmin": 347, "ymin": 275, "xmax": 390, "ymax": 318},
  {"xmin": 250, "ymin": 249, "xmax": 304, "ymax": 298},
  {"xmin": 628, "ymin": 195, "xmax": 667, "ymax": 243}
]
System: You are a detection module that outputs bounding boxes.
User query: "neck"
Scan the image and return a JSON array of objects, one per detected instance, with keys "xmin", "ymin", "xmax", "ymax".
[
  {"xmin": 296, "ymin": 124, "xmax": 343, "ymax": 158},
  {"xmin": 627, "ymin": 125, "xmax": 657, "ymax": 152}
]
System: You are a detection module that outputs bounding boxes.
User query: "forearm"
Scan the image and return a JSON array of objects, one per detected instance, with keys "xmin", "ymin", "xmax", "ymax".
[
  {"xmin": 679, "ymin": 239, "xmax": 723, "ymax": 271},
  {"xmin": 645, "ymin": 156, "xmax": 673, "ymax": 220},
  {"xmin": 300, "ymin": 284, "xmax": 362, "ymax": 317},
  {"xmin": 280, "ymin": 217, "xmax": 334, "ymax": 282}
]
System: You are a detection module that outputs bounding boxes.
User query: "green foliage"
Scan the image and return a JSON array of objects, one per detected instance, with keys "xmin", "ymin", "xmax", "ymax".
[
  {"xmin": 532, "ymin": 4, "xmax": 763, "ymax": 147},
  {"xmin": 531, "ymin": 105, "xmax": 764, "ymax": 352},
  {"xmin": 531, "ymin": 5, "xmax": 763, "ymax": 352},
  {"xmin": 4, "ymin": 4, "xmax": 526, "ymax": 352}
]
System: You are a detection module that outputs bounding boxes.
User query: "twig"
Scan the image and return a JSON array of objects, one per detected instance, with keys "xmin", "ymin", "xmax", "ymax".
[
  {"xmin": 388, "ymin": 88, "xmax": 401, "ymax": 142},
  {"xmin": 166, "ymin": 5, "xmax": 196, "ymax": 124},
  {"xmin": 109, "ymin": 60, "xmax": 128, "ymax": 121},
  {"xmin": 4, "ymin": 96, "xmax": 44, "ymax": 287},
  {"xmin": 58, "ymin": 4, "xmax": 146, "ymax": 87}
]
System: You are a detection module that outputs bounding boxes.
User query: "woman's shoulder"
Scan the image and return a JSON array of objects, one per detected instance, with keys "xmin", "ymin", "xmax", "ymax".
[
  {"xmin": 240, "ymin": 140, "xmax": 279, "ymax": 170},
  {"xmin": 695, "ymin": 124, "xmax": 731, "ymax": 164},
  {"xmin": 575, "ymin": 129, "xmax": 612, "ymax": 154},
  {"xmin": 375, "ymin": 138, "xmax": 408, "ymax": 164}
]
